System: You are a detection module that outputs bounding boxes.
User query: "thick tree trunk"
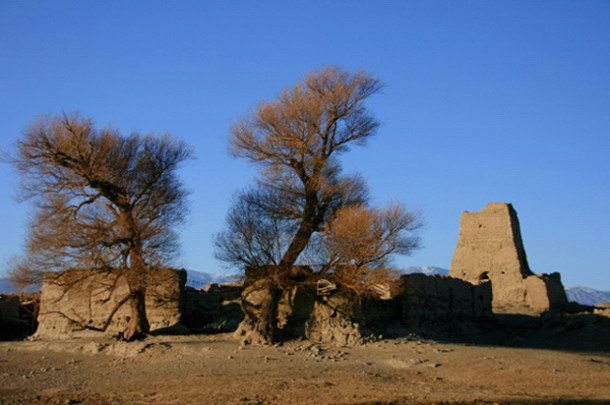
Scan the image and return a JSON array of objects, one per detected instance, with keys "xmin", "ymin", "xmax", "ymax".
[
  {"xmin": 122, "ymin": 229, "xmax": 151, "ymax": 341},
  {"xmin": 240, "ymin": 188, "xmax": 326, "ymax": 344},
  {"xmin": 123, "ymin": 287, "xmax": 150, "ymax": 341},
  {"xmin": 245, "ymin": 288, "xmax": 282, "ymax": 345},
  {"xmin": 236, "ymin": 279, "xmax": 284, "ymax": 345}
]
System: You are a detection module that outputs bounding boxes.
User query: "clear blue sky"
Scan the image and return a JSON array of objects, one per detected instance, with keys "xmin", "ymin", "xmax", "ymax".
[{"xmin": 1, "ymin": 1, "xmax": 609, "ymax": 290}]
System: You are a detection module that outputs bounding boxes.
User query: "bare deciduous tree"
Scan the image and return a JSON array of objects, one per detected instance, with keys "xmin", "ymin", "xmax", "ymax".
[
  {"xmin": 214, "ymin": 186, "xmax": 294, "ymax": 270},
  {"xmin": 8, "ymin": 112, "xmax": 192, "ymax": 341},
  {"xmin": 316, "ymin": 203, "xmax": 423, "ymax": 299},
  {"xmin": 218, "ymin": 66, "xmax": 385, "ymax": 344}
]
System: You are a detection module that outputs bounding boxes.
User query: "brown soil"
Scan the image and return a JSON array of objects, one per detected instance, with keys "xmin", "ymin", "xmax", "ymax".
[{"xmin": 1, "ymin": 331, "xmax": 609, "ymax": 405}]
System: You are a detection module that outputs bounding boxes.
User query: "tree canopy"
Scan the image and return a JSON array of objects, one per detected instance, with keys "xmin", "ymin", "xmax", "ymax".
[
  {"xmin": 223, "ymin": 66, "xmax": 383, "ymax": 273},
  {"xmin": 9, "ymin": 112, "xmax": 192, "ymax": 340},
  {"xmin": 216, "ymin": 66, "xmax": 422, "ymax": 344}
]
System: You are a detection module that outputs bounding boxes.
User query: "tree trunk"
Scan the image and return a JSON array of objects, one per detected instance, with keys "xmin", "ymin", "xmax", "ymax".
[
  {"xmin": 236, "ymin": 279, "xmax": 283, "ymax": 345},
  {"xmin": 123, "ymin": 287, "xmax": 150, "ymax": 341},
  {"xmin": 121, "ymin": 212, "xmax": 151, "ymax": 341}
]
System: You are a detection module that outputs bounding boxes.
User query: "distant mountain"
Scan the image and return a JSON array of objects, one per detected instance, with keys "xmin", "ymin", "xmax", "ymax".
[
  {"xmin": 565, "ymin": 286, "xmax": 610, "ymax": 306},
  {"xmin": 399, "ymin": 266, "xmax": 450, "ymax": 276},
  {"xmin": 185, "ymin": 270, "xmax": 239, "ymax": 289}
]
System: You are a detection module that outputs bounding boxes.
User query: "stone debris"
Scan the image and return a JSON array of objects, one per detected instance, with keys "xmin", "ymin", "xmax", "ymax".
[{"xmin": 277, "ymin": 343, "xmax": 351, "ymax": 362}]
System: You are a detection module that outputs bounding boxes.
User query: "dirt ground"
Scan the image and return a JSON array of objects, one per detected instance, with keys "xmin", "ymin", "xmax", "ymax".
[{"xmin": 1, "ymin": 327, "xmax": 609, "ymax": 405}]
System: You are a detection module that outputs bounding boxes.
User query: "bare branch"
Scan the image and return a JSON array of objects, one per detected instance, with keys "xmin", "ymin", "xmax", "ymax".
[{"xmin": 8, "ymin": 112, "xmax": 192, "ymax": 340}]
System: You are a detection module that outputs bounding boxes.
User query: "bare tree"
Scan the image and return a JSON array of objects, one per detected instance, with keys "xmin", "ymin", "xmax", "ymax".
[
  {"xmin": 219, "ymin": 66, "xmax": 383, "ymax": 344},
  {"xmin": 8, "ymin": 112, "xmax": 192, "ymax": 341},
  {"xmin": 214, "ymin": 186, "xmax": 295, "ymax": 270},
  {"xmin": 214, "ymin": 173, "xmax": 368, "ymax": 271},
  {"xmin": 315, "ymin": 203, "xmax": 423, "ymax": 299}
]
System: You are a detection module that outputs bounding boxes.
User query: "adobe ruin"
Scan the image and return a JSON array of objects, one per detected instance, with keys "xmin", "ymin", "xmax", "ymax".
[
  {"xmin": 236, "ymin": 273, "xmax": 492, "ymax": 345},
  {"xmin": 449, "ymin": 202, "xmax": 568, "ymax": 312},
  {"xmin": 31, "ymin": 202, "xmax": 569, "ymax": 341},
  {"xmin": 35, "ymin": 268, "xmax": 186, "ymax": 339}
]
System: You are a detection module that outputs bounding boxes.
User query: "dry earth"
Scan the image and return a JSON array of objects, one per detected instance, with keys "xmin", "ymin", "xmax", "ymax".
[{"xmin": 1, "ymin": 331, "xmax": 609, "ymax": 405}]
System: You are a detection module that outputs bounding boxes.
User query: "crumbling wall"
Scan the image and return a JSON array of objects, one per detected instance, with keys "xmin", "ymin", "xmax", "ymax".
[
  {"xmin": 304, "ymin": 275, "xmax": 492, "ymax": 345},
  {"xmin": 35, "ymin": 268, "xmax": 185, "ymax": 339},
  {"xmin": 182, "ymin": 283, "xmax": 243, "ymax": 333},
  {"xmin": 524, "ymin": 273, "xmax": 569, "ymax": 312},
  {"xmin": 449, "ymin": 202, "xmax": 568, "ymax": 311},
  {"xmin": 401, "ymin": 274, "xmax": 492, "ymax": 326},
  {"xmin": 305, "ymin": 292, "xmax": 367, "ymax": 345}
]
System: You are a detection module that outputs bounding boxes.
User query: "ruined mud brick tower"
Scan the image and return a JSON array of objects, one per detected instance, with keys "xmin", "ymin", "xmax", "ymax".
[{"xmin": 449, "ymin": 202, "xmax": 568, "ymax": 311}]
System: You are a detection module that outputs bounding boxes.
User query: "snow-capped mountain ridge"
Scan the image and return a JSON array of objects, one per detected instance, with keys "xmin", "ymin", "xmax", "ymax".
[
  {"xmin": 399, "ymin": 266, "xmax": 450, "ymax": 276},
  {"xmin": 564, "ymin": 285, "xmax": 610, "ymax": 306},
  {"xmin": 185, "ymin": 270, "xmax": 238, "ymax": 289}
]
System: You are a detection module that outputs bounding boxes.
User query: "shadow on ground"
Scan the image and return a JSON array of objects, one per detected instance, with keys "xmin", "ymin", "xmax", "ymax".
[{"xmin": 412, "ymin": 310, "xmax": 610, "ymax": 354}]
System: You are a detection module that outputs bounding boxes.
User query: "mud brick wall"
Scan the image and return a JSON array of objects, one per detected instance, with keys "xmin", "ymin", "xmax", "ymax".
[
  {"xmin": 400, "ymin": 274, "xmax": 492, "ymax": 327},
  {"xmin": 524, "ymin": 273, "xmax": 569, "ymax": 312},
  {"xmin": 450, "ymin": 202, "xmax": 567, "ymax": 311},
  {"xmin": 182, "ymin": 284, "xmax": 243, "ymax": 332},
  {"xmin": 35, "ymin": 269, "xmax": 185, "ymax": 339}
]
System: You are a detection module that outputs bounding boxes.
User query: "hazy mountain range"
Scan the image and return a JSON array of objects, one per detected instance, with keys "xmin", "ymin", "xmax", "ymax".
[
  {"xmin": 399, "ymin": 266, "xmax": 450, "ymax": 276},
  {"xmin": 185, "ymin": 270, "xmax": 239, "ymax": 289},
  {"xmin": 2, "ymin": 267, "xmax": 609, "ymax": 306},
  {"xmin": 564, "ymin": 286, "xmax": 610, "ymax": 307}
]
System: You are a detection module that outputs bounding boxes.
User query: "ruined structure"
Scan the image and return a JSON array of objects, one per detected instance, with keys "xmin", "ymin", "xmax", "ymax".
[
  {"xmin": 449, "ymin": 202, "xmax": 568, "ymax": 312},
  {"xmin": 182, "ymin": 283, "xmax": 243, "ymax": 333},
  {"xmin": 33, "ymin": 263, "xmax": 493, "ymax": 343},
  {"xmin": 236, "ymin": 273, "xmax": 493, "ymax": 345},
  {"xmin": 35, "ymin": 268, "xmax": 186, "ymax": 339},
  {"xmin": 400, "ymin": 273, "xmax": 492, "ymax": 325}
]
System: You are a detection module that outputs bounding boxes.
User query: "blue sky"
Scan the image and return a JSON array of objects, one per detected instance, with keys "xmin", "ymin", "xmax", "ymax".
[{"xmin": 1, "ymin": 1, "xmax": 609, "ymax": 290}]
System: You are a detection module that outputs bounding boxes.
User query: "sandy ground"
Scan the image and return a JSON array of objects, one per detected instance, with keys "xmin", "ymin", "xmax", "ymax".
[{"xmin": 1, "ymin": 332, "xmax": 609, "ymax": 405}]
